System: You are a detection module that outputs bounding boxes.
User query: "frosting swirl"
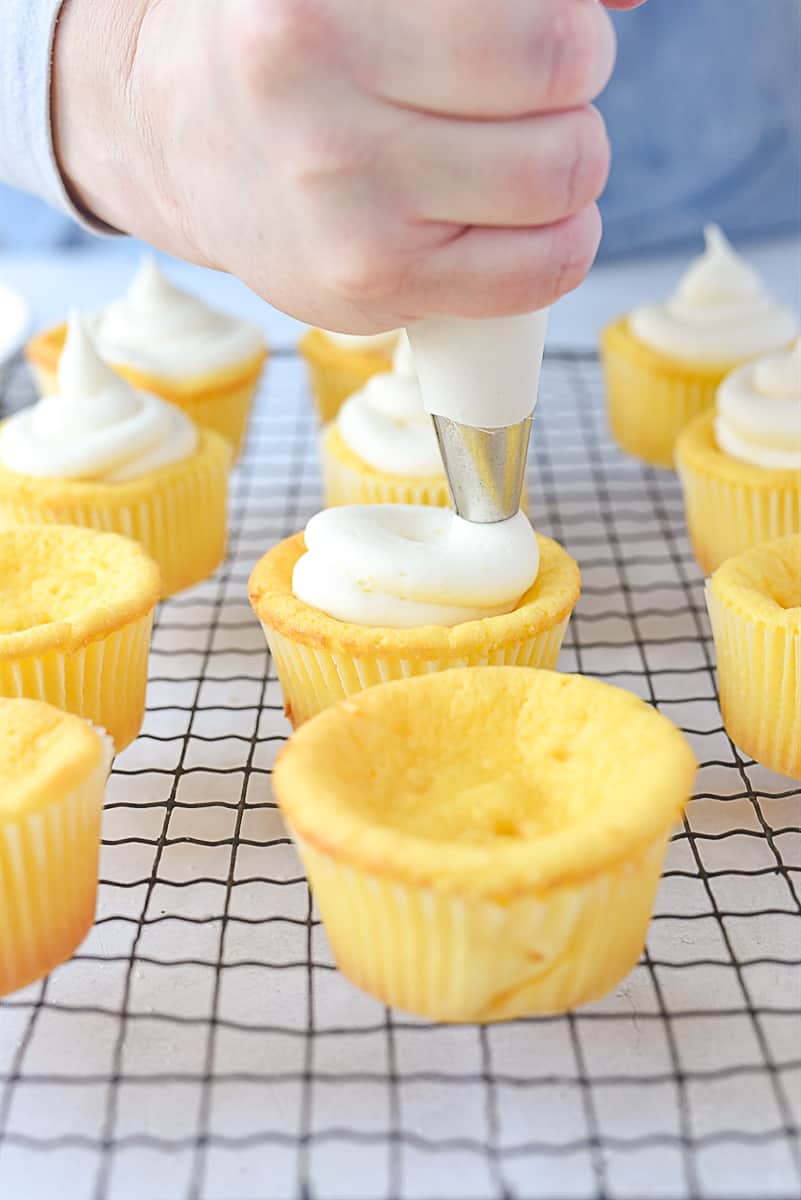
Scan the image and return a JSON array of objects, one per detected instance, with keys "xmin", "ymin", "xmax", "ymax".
[
  {"xmin": 336, "ymin": 334, "xmax": 443, "ymax": 476},
  {"xmin": 715, "ymin": 339, "xmax": 801, "ymax": 469},
  {"xmin": 89, "ymin": 257, "xmax": 265, "ymax": 378},
  {"xmin": 323, "ymin": 329, "xmax": 399, "ymax": 354},
  {"xmin": 1, "ymin": 315, "xmax": 197, "ymax": 482},
  {"xmin": 292, "ymin": 504, "xmax": 539, "ymax": 628},
  {"xmin": 630, "ymin": 225, "xmax": 798, "ymax": 363}
]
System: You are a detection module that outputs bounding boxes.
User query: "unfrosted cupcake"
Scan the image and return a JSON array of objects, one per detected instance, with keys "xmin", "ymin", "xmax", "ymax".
[
  {"xmin": 676, "ymin": 340, "xmax": 800, "ymax": 572},
  {"xmin": 706, "ymin": 535, "xmax": 800, "ymax": 779},
  {"xmin": 601, "ymin": 226, "xmax": 798, "ymax": 467},
  {"xmin": 1, "ymin": 315, "xmax": 231, "ymax": 596},
  {"xmin": 249, "ymin": 504, "xmax": 580, "ymax": 727},
  {"xmin": 273, "ymin": 666, "xmax": 697, "ymax": 1020},
  {"xmin": 25, "ymin": 257, "xmax": 268, "ymax": 455},
  {"xmin": 0, "ymin": 697, "xmax": 112, "ymax": 996},
  {"xmin": 0, "ymin": 525, "xmax": 159, "ymax": 751},
  {"xmin": 321, "ymin": 333, "xmax": 450, "ymax": 507},
  {"xmin": 299, "ymin": 327, "xmax": 399, "ymax": 424}
]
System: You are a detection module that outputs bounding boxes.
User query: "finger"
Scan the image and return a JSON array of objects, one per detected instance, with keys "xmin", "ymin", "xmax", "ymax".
[
  {"xmin": 398, "ymin": 105, "xmax": 610, "ymax": 228},
  {"xmin": 350, "ymin": 0, "xmax": 616, "ymax": 118},
  {"xmin": 603, "ymin": 2, "xmax": 647, "ymax": 9},
  {"xmin": 401, "ymin": 205, "xmax": 603, "ymax": 318}
]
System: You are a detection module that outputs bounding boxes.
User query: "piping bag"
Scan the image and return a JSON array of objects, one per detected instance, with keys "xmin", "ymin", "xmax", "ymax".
[{"xmin": 406, "ymin": 312, "xmax": 549, "ymax": 523}]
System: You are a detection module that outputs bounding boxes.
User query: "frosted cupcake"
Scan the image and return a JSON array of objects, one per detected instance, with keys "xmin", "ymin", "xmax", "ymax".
[
  {"xmin": 676, "ymin": 340, "xmax": 801, "ymax": 572},
  {"xmin": 1, "ymin": 315, "xmax": 231, "ymax": 597},
  {"xmin": 321, "ymin": 333, "xmax": 450, "ymax": 507},
  {"xmin": 601, "ymin": 226, "xmax": 798, "ymax": 467},
  {"xmin": 249, "ymin": 504, "xmax": 580, "ymax": 727},
  {"xmin": 25, "ymin": 257, "xmax": 267, "ymax": 455},
  {"xmin": 0, "ymin": 698, "xmax": 112, "ymax": 996},
  {"xmin": 299, "ymin": 327, "xmax": 399, "ymax": 424}
]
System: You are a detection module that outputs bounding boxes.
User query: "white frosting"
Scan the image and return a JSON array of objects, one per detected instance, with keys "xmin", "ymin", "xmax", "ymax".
[
  {"xmin": 292, "ymin": 504, "xmax": 539, "ymax": 628},
  {"xmin": 89, "ymin": 257, "xmax": 265, "ymax": 378},
  {"xmin": 630, "ymin": 226, "xmax": 798, "ymax": 364},
  {"xmin": 715, "ymin": 339, "xmax": 801, "ymax": 469},
  {"xmin": 336, "ymin": 334, "xmax": 443, "ymax": 476},
  {"xmin": 323, "ymin": 329, "xmax": 399, "ymax": 354},
  {"xmin": 0, "ymin": 314, "xmax": 197, "ymax": 482}
]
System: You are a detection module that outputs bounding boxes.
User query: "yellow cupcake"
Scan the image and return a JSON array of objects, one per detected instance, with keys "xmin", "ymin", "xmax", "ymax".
[
  {"xmin": 249, "ymin": 530, "xmax": 580, "ymax": 727},
  {"xmin": 321, "ymin": 415, "xmax": 451, "ymax": 508},
  {"xmin": 706, "ymin": 536, "xmax": 800, "ymax": 779},
  {"xmin": 299, "ymin": 328, "xmax": 395, "ymax": 424},
  {"xmin": 273, "ymin": 666, "xmax": 697, "ymax": 1021},
  {"xmin": 0, "ymin": 526, "xmax": 160, "ymax": 751},
  {"xmin": 0, "ymin": 698, "xmax": 112, "ymax": 996}
]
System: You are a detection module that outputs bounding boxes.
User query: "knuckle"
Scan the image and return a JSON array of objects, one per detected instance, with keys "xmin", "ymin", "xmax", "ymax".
[
  {"xmin": 233, "ymin": 0, "xmax": 323, "ymax": 91},
  {"xmin": 546, "ymin": 207, "xmax": 602, "ymax": 301},
  {"xmin": 328, "ymin": 243, "xmax": 400, "ymax": 305},
  {"xmin": 562, "ymin": 108, "xmax": 611, "ymax": 209},
  {"xmin": 540, "ymin": 2, "xmax": 613, "ymax": 106}
]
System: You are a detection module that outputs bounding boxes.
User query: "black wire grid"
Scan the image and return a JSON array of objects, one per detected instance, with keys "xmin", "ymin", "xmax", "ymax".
[{"xmin": 0, "ymin": 345, "xmax": 799, "ymax": 1200}]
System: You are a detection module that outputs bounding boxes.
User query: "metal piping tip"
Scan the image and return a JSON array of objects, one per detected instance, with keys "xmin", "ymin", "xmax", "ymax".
[{"xmin": 432, "ymin": 413, "xmax": 532, "ymax": 524}]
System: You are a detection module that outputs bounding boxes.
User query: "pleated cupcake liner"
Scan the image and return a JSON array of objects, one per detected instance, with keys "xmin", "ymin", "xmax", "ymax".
[
  {"xmin": 321, "ymin": 427, "xmax": 451, "ymax": 508},
  {"xmin": 706, "ymin": 586, "xmax": 800, "ymax": 779},
  {"xmin": 262, "ymin": 617, "xmax": 570, "ymax": 728},
  {"xmin": 0, "ymin": 739, "xmax": 110, "ymax": 997},
  {"xmin": 291, "ymin": 831, "xmax": 667, "ymax": 1021},
  {"xmin": 0, "ymin": 611, "xmax": 154, "ymax": 752},
  {"xmin": 299, "ymin": 332, "xmax": 393, "ymax": 425},
  {"xmin": 159, "ymin": 369, "xmax": 263, "ymax": 459}
]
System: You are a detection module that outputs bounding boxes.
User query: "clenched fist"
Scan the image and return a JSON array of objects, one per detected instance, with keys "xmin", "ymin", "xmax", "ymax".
[{"xmin": 54, "ymin": 0, "xmax": 645, "ymax": 331}]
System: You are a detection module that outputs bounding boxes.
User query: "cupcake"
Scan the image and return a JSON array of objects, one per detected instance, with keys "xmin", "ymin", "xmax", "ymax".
[
  {"xmin": 601, "ymin": 226, "xmax": 798, "ymax": 468},
  {"xmin": 1, "ymin": 315, "xmax": 232, "ymax": 597},
  {"xmin": 706, "ymin": 535, "xmax": 800, "ymax": 780},
  {"xmin": 0, "ymin": 525, "xmax": 160, "ymax": 750},
  {"xmin": 321, "ymin": 333, "xmax": 450, "ymax": 507},
  {"xmin": 273, "ymin": 666, "xmax": 697, "ymax": 1021},
  {"xmin": 0, "ymin": 698, "xmax": 112, "ymax": 996},
  {"xmin": 676, "ymin": 340, "xmax": 801, "ymax": 572},
  {"xmin": 249, "ymin": 504, "xmax": 580, "ymax": 727},
  {"xmin": 299, "ymin": 326, "xmax": 399, "ymax": 424},
  {"xmin": 25, "ymin": 257, "xmax": 267, "ymax": 456}
]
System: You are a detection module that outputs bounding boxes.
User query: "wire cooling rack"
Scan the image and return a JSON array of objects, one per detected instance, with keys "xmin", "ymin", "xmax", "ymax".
[{"xmin": 0, "ymin": 344, "xmax": 799, "ymax": 1200}]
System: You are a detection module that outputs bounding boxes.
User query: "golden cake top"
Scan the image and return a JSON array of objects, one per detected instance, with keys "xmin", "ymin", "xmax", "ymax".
[
  {"xmin": 709, "ymin": 535, "xmax": 801, "ymax": 627},
  {"xmin": 0, "ymin": 525, "xmax": 161, "ymax": 659},
  {"xmin": 0, "ymin": 697, "xmax": 107, "ymax": 815},
  {"xmin": 273, "ymin": 666, "xmax": 697, "ymax": 898}
]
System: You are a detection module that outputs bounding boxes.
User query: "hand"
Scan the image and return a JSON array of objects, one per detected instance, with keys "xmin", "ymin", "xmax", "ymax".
[{"xmin": 53, "ymin": 0, "xmax": 641, "ymax": 331}]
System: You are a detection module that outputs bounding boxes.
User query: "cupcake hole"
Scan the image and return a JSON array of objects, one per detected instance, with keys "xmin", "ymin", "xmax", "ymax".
[
  {"xmin": 493, "ymin": 818, "xmax": 523, "ymax": 839},
  {"xmin": 766, "ymin": 576, "xmax": 801, "ymax": 610}
]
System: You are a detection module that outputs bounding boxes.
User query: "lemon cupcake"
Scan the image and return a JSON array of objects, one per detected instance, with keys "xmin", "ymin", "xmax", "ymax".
[
  {"xmin": 676, "ymin": 340, "xmax": 801, "ymax": 573},
  {"xmin": 299, "ymin": 327, "xmax": 398, "ymax": 424},
  {"xmin": 601, "ymin": 226, "xmax": 798, "ymax": 468},
  {"xmin": 249, "ymin": 504, "xmax": 580, "ymax": 727},
  {"xmin": 0, "ymin": 698, "xmax": 112, "ymax": 996},
  {"xmin": 25, "ymin": 257, "xmax": 267, "ymax": 456},
  {"xmin": 2, "ymin": 315, "xmax": 231, "ymax": 597},
  {"xmin": 274, "ymin": 666, "xmax": 696, "ymax": 1021},
  {"xmin": 706, "ymin": 536, "xmax": 800, "ymax": 780},
  {"xmin": 322, "ymin": 333, "xmax": 450, "ymax": 507},
  {"xmin": 0, "ymin": 525, "xmax": 159, "ymax": 751}
]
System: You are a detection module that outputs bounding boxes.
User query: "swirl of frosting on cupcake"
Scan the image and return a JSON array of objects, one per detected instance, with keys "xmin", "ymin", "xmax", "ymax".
[
  {"xmin": 89, "ymin": 257, "xmax": 265, "ymax": 378},
  {"xmin": 0, "ymin": 315, "xmax": 197, "ymax": 482},
  {"xmin": 630, "ymin": 226, "xmax": 798, "ymax": 363},
  {"xmin": 336, "ymin": 334, "xmax": 443, "ymax": 476},
  {"xmin": 715, "ymin": 339, "xmax": 801, "ymax": 470},
  {"xmin": 292, "ymin": 504, "xmax": 539, "ymax": 627},
  {"xmin": 323, "ymin": 328, "xmax": 399, "ymax": 354}
]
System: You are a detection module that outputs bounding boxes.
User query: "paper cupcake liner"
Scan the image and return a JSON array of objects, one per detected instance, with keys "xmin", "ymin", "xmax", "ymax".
[
  {"xmin": 321, "ymin": 427, "xmax": 450, "ymax": 508},
  {"xmin": 706, "ymin": 587, "xmax": 800, "ymax": 779},
  {"xmin": 601, "ymin": 320, "xmax": 727, "ymax": 469},
  {"xmin": 0, "ymin": 434, "xmax": 230, "ymax": 598},
  {"xmin": 162, "ymin": 370, "xmax": 262, "ymax": 458},
  {"xmin": 0, "ymin": 611, "xmax": 154, "ymax": 752},
  {"xmin": 299, "ymin": 332, "xmax": 392, "ymax": 425},
  {"xmin": 0, "ymin": 744, "xmax": 110, "ymax": 997},
  {"xmin": 292, "ymin": 831, "xmax": 666, "ymax": 1020},
  {"xmin": 262, "ymin": 617, "xmax": 570, "ymax": 728},
  {"xmin": 677, "ymin": 458, "xmax": 800, "ymax": 575}
]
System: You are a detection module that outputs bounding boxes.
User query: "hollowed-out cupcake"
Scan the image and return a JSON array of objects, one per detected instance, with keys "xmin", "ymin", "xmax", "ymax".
[
  {"xmin": 0, "ymin": 697, "xmax": 112, "ymax": 996},
  {"xmin": 299, "ymin": 327, "xmax": 399, "ymax": 424},
  {"xmin": 273, "ymin": 666, "xmax": 697, "ymax": 1021},
  {"xmin": 25, "ymin": 257, "xmax": 267, "ymax": 455},
  {"xmin": 676, "ymin": 340, "xmax": 800, "ymax": 572},
  {"xmin": 249, "ymin": 504, "xmax": 580, "ymax": 727},
  {"xmin": 601, "ymin": 226, "xmax": 798, "ymax": 468},
  {"xmin": 1, "ymin": 314, "xmax": 232, "ymax": 597}
]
